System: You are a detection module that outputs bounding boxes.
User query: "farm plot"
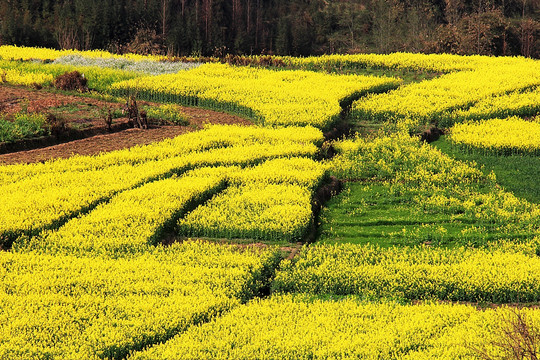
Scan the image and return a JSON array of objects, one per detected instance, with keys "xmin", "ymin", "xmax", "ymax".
[
  {"xmin": 0, "ymin": 46, "xmax": 402, "ymax": 131},
  {"xmin": 111, "ymin": 63, "xmax": 401, "ymax": 129},
  {"xmin": 0, "ymin": 241, "xmax": 279, "ymax": 360},
  {"xmin": 2, "ymin": 125, "xmax": 324, "ymax": 251},
  {"xmin": 178, "ymin": 158, "xmax": 327, "ymax": 243},
  {"xmin": 128, "ymin": 295, "xmax": 540, "ymax": 360},
  {"xmin": 1, "ymin": 45, "xmax": 540, "ymax": 360},
  {"xmin": 351, "ymin": 63, "xmax": 540, "ymax": 130}
]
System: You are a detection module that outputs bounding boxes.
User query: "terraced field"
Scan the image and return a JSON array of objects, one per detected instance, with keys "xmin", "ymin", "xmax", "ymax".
[{"xmin": 1, "ymin": 46, "xmax": 539, "ymax": 359}]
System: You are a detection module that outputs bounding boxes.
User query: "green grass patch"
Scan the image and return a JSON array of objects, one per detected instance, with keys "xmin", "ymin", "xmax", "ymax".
[
  {"xmin": 318, "ymin": 182, "xmax": 536, "ymax": 247},
  {"xmin": 433, "ymin": 136, "xmax": 540, "ymax": 204},
  {"xmin": 0, "ymin": 112, "xmax": 48, "ymax": 142}
]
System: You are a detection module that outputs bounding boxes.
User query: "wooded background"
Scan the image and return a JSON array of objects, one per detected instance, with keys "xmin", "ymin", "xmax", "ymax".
[{"xmin": 1, "ymin": 0, "xmax": 539, "ymax": 58}]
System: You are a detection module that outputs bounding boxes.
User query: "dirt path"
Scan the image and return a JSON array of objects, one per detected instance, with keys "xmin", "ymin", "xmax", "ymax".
[{"xmin": 0, "ymin": 85, "xmax": 252, "ymax": 164}]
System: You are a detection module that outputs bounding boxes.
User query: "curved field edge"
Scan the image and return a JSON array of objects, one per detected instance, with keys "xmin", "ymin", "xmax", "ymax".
[
  {"xmin": 128, "ymin": 294, "xmax": 540, "ymax": 360},
  {"xmin": 0, "ymin": 241, "xmax": 281, "ymax": 360},
  {"xmin": 109, "ymin": 63, "xmax": 401, "ymax": 130},
  {"xmin": 1, "ymin": 47, "xmax": 540, "ymax": 360},
  {"xmin": 432, "ymin": 136, "xmax": 540, "ymax": 204}
]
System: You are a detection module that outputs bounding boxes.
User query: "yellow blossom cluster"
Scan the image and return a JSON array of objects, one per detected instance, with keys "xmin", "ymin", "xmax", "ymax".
[
  {"xmin": 111, "ymin": 63, "xmax": 401, "ymax": 129},
  {"xmin": 129, "ymin": 295, "xmax": 540, "ymax": 360},
  {"xmin": 328, "ymin": 133, "xmax": 483, "ymax": 185},
  {"xmin": 0, "ymin": 241, "xmax": 280, "ymax": 360},
  {"xmin": 0, "ymin": 67, "xmax": 54, "ymax": 86},
  {"xmin": 449, "ymin": 117, "xmax": 540, "ymax": 155},
  {"xmin": 179, "ymin": 183, "xmax": 313, "ymax": 242},
  {"xmin": 273, "ymin": 243, "xmax": 540, "ymax": 302}
]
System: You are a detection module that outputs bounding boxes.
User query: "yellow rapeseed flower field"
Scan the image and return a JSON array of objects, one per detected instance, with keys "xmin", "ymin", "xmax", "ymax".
[
  {"xmin": 130, "ymin": 295, "xmax": 540, "ymax": 360},
  {"xmin": 0, "ymin": 241, "xmax": 280, "ymax": 360},
  {"xmin": 449, "ymin": 117, "xmax": 540, "ymax": 155},
  {"xmin": 111, "ymin": 63, "xmax": 401, "ymax": 129},
  {"xmin": 273, "ymin": 243, "xmax": 540, "ymax": 302}
]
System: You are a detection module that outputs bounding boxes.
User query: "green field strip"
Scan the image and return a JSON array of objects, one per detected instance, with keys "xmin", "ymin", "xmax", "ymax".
[
  {"xmin": 0, "ymin": 242, "xmax": 281, "ymax": 360},
  {"xmin": 433, "ymin": 136, "xmax": 540, "ymax": 204},
  {"xmin": 326, "ymin": 134, "xmax": 540, "ymax": 247},
  {"xmin": 317, "ymin": 182, "xmax": 536, "ymax": 247}
]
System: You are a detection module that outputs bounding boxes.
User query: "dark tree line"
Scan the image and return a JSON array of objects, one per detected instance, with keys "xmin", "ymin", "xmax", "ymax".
[{"xmin": 1, "ymin": 0, "xmax": 539, "ymax": 57}]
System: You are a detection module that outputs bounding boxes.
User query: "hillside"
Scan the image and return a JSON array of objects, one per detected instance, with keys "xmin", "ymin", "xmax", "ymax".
[{"xmin": 0, "ymin": 46, "xmax": 539, "ymax": 359}]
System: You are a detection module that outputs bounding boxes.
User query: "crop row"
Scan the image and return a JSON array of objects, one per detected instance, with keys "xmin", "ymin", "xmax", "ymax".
[
  {"xmin": 110, "ymin": 63, "xmax": 401, "ymax": 129},
  {"xmin": 130, "ymin": 294, "xmax": 540, "ymax": 360},
  {"xmin": 52, "ymin": 55, "xmax": 201, "ymax": 75},
  {"xmin": 448, "ymin": 86, "xmax": 540, "ymax": 122},
  {"xmin": 328, "ymin": 133, "xmax": 484, "ymax": 185},
  {"xmin": 351, "ymin": 63, "xmax": 540, "ymax": 130},
  {"xmin": 0, "ymin": 45, "xmax": 166, "ymax": 62},
  {"xmin": 0, "ymin": 241, "xmax": 280, "ymax": 360},
  {"xmin": 273, "ymin": 243, "xmax": 540, "ymax": 303},
  {"xmin": 448, "ymin": 117, "xmax": 540, "ymax": 155},
  {"xmin": 286, "ymin": 52, "xmax": 539, "ymax": 73},
  {"xmin": 0, "ymin": 125, "xmax": 323, "ymax": 182},
  {"xmin": 179, "ymin": 183, "xmax": 313, "ymax": 243},
  {"xmin": 1, "ymin": 125, "xmax": 322, "ymax": 248}
]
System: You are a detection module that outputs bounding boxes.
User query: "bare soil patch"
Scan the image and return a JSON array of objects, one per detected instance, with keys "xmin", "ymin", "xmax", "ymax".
[{"xmin": 0, "ymin": 85, "xmax": 252, "ymax": 164}]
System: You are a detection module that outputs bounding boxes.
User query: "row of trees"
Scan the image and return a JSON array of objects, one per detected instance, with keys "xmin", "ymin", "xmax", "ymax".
[{"xmin": 1, "ymin": 0, "xmax": 539, "ymax": 57}]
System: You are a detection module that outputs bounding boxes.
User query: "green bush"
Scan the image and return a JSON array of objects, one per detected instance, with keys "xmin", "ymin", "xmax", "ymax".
[
  {"xmin": 143, "ymin": 104, "xmax": 189, "ymax": 125},
  {"xmin": 0, "ymin": 112, "xmax": 48, "ymax": 142}
]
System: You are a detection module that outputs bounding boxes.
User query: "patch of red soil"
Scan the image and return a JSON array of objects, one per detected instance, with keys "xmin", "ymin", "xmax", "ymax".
[
  {"xmin": 0, "ymin": 84, "xmax": 121, "ymax": 123},
  {"xmin": 0, "ymin": 85, "xmax": 252, "ymax": 165}
]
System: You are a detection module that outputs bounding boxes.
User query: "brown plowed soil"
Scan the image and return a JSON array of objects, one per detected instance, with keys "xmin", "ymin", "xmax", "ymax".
[{"xmin": 0, "ymin": 85, "xmax": 252, "ymax": 164}]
